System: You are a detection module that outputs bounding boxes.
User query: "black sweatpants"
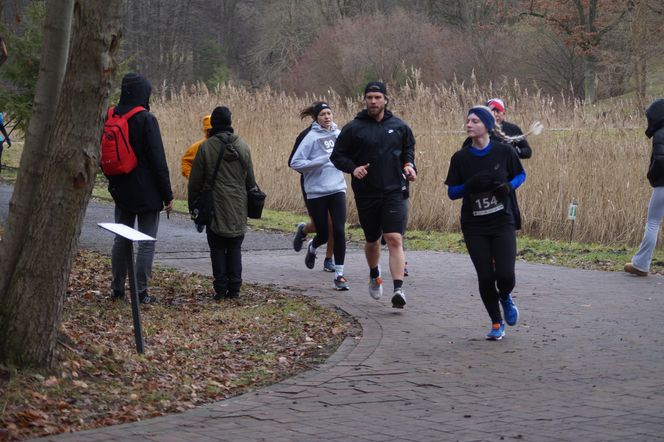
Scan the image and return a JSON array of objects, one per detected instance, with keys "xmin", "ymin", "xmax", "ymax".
[
  {"xmin": 307, "ymin": 192, "xmax": 346, "ymax": 266},
  {"xmin": 207, "ymin": 231, "xmax": 244, "ymax": 296},
  {"xmin": 463, "ymin": 226, "xmax": 516, "ymax": 324}
]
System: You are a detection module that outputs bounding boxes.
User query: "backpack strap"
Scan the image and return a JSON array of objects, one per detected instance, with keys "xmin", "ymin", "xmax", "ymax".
[
  {"xmin": 203, "ymin": 143, "xmax": 229, "ymax": 192},
  {"xmin": 108, "ymin": 106, "xmax": 146, "ymax": 120},
  {"xmin": 121, "ymin": 106, "xmax": 147, "ymax": 120}
]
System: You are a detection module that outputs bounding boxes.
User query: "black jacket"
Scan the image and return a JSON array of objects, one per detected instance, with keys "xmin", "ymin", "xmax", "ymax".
[
  {"xmin": 491, "ymin": 121, "xmax": 532, "ymax": 159},
  {"xmin": 459, "ymin": 138, "xmax": 523, "ymax": 229},
  {"xmin": 107, "ymin": 73, "xmax": 173, "ymax": 213},
  {"xmin": 330, "ymin": 109, "xmax": 415, "ymax": 197},
  {"xmin": 646, "ymin": 99, "xmax": 664, "ymax": 187}
]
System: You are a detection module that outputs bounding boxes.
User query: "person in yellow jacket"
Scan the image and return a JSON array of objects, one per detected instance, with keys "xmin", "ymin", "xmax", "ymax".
[{"xmin": 181, "ymin": 114, "xmax": 212, "ymax": 178}]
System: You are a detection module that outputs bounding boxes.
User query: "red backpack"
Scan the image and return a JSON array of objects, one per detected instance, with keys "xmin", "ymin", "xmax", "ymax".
[{"xmin": 100, "ymin": 106, "xmax": 145, "ymax": 176}]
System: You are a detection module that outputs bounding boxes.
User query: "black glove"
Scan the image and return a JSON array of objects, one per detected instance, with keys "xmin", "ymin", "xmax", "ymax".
[
  {"xmin": 465, "ymin": 172, "xmax": 494, "ymax": 193},
  {"xmin": 492, "ymin": 181, "xmax": 512, "ymax": 198},
  {"xmin": 6, "ymin": 137, "xmax": 10, "ymax": 147}
]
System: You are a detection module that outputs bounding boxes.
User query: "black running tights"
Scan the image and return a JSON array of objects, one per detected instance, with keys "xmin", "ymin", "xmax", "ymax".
[
  {"xmin": 308, "ymin": 192, "xmax": 346, "ymax": 265},
  {"xmin": 463, "ymin": 227, "xmax": 516, "ymax": 323}
]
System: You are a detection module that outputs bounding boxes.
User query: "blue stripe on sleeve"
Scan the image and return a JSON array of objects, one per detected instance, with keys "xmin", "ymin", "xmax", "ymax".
[
  {"xmin": 510, "ymin": 171, "xmax": 526, "ymax": 190},
  {"xmin": 448, "ymin": 184, "xmax": 466, "ymax": 200}
]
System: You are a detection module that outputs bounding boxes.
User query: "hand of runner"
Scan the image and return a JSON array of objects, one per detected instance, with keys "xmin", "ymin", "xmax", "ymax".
[
  {"xmin": 353, "ymin": 163, "xmax": 370, "ymax": 180},
  {"xmin": 404, "ymin": 164, "xmax": 417, "ymax": 181}
]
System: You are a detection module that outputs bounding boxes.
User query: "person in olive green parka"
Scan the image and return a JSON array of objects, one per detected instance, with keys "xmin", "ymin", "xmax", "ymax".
[{"xmin": 188, "ymin": 106, "xmax": 256, "ymax": 300}]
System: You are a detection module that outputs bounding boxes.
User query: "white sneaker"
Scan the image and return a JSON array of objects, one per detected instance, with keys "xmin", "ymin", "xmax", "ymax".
[
  {"xmin": 368, "ymin": 265, "xmax": 383, "ymax": 300},
  {"xmin": 391, "ymin": 288, "xmax": 406, "ymax": 309}
]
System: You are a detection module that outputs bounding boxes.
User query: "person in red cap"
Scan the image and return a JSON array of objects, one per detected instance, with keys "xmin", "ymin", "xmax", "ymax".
[{"xmin": 486, "ymin": 98, "xmax": 532, "ymax": 159}]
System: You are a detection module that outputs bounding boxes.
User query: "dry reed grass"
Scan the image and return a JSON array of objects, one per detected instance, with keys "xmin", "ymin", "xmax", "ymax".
[{"xmin": 153, "ymin": 81, "xmax": 654, "ymax": 246}]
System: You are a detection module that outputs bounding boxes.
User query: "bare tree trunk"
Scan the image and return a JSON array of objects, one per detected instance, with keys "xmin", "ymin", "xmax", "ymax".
[
  {"xmin": 583, "ymin": 55, "xmax": 598, "ymax": 103},
  {"xmin": 0, "ymin": 0, "xmax": 123, "ymax": 368},
  {"xmin": 0, "ymin": 0, "xmax": 74, "ymax": 366},
  {"xmin": 635, "ymin": 57, "xmax": 647, "ymax": 109},
  {"xmin": 0, "ymin": 36, "xmax": 7, "ymax": 67}
]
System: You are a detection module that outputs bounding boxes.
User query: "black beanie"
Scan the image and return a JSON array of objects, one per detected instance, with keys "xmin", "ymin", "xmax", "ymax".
[
  {"xmin": 210, "ymin": 106, "xmax": 232, "ymax": 128},
  {"xmin": 364, "ymin": 81, "xmax": 387, "ymax": 97},
  {"xmin": 313, "ymin": 102, "xmax": 331, "ymax": 119}
]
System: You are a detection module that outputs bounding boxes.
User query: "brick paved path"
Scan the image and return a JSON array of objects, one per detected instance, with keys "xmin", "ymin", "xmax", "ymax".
[{"xmin": 4, "ymin": 187, "xmax": 659, "ymax": 442}]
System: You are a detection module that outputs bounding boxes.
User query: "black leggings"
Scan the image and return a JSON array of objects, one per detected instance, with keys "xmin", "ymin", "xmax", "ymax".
[
  {"xmin": 463, "ymin": 226, "xmax": 516, "ymax": 324},
  {"xmin": 308, "ymin": 192, "xmax": 346, "ymax": 265}
]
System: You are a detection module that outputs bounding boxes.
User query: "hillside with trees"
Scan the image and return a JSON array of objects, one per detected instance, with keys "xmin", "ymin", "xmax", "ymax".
[{"xmin": 2, "ymin": 0, "xmax": 663, "ymax": 114}]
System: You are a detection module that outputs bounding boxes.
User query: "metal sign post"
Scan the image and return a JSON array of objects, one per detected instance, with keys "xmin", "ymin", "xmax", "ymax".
[
  {"xmin": 98, "ymin": 223, "xmax": 156, "ymax": 354},
  {"xmin": 567, "ymin": 202, "xmax": 578, "ymax": 243}
]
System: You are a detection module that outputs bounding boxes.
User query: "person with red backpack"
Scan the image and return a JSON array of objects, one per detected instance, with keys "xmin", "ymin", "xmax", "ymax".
[{"xmin": 105, "ymin": 73, "xmax": 173, "ymax": 304}]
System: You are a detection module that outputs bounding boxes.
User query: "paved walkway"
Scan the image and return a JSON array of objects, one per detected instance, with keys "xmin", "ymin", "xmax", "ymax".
[{"xmin": 2, "ymin": 185, "xmax": 662, "ymax": 441}]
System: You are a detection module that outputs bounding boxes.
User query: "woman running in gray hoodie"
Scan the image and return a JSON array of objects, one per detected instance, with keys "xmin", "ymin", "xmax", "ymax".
[{"xmin": 290, "ymin": 102, "xmax": 349, "ymax": 290}]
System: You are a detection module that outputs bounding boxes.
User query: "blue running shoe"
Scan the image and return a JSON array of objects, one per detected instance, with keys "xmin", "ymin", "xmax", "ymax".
[
  {"xmin": 293, "ymin": 222, "xmax": 307, "ymax": 252},
  {"xmin": 500, "ymin": 294, "xmax": 519, "ymax": 326},
  {"xmin": 486, "ymin": 322, "xmax": 505, "ymax": 340},
  {"xmin": 323, "ymin": 257, "xmax": 335, "ymax": 272}
]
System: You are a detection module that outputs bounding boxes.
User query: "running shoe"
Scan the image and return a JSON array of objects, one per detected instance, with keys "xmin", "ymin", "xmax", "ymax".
[
  {"xmin": 213, "ymin": 291, "xmax": 227, "ymax": 301},
  {"xmin": 293, "ymin": 222, "xmax": 307, "ymax": 252},
  {"xmin": 323, "ymin": 257, "xmax": 335, "ymax": 272},
  {"xmin": 111, "ymin": 289, "xmax": 124, "ymax": 301},
  {"xmin": 391, "ymin": 287, "xmax": 406, "ymax": 309},
  {"xmin": 624, "ymin": 262, "xmax": 648, "ymax": 276},
  {"xmin": 138, "ymin": 290, "xmax": 157, "ymax": 304},
  {"xmin": 486, "ymin": 323, "xmax": 505, "ymax": 340},
  {"xmin": 500, "ymin": 294, "xmax": 519, "ymax": 326},
  {"xmin": 368, "ymin": 266, "xmax": 383, "ymax": 300},
  {"xmin": 305, "ymin": 240, "xmax": 317, "ymax": 269},
  {"xmin": 334, "ymin": 275, "xmax": 349, "ymax": 291}
]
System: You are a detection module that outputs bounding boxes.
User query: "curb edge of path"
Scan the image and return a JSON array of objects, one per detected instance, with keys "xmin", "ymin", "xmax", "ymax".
[{"xmin": 34, "ymin": 276, "xmax": 384, "ymax": 441}]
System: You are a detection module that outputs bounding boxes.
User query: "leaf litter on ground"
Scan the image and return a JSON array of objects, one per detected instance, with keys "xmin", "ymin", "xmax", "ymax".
[{"xmin": 0, "ymin": 250, "xmax": 357, "ymax": 441}]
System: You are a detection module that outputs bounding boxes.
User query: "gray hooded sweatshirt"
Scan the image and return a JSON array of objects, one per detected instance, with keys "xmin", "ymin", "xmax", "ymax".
[{"xmin": 290, "ymin": 122, "xmax": 346, "ymax": 199}]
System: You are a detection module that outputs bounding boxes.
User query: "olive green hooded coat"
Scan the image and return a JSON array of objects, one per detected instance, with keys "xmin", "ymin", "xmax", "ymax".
[{"xmin": 188, "ymin": 131, "xmax": 256, "ymax": 237}]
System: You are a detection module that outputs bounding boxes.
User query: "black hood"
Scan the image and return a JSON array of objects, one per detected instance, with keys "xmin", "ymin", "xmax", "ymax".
[
  {"xmin": 645, "ymin": 99, "xmax": 664, "ymax": 139},
  {"xmin": 117, "ymin": 73, "xmax": 152, "ymax": 112}
]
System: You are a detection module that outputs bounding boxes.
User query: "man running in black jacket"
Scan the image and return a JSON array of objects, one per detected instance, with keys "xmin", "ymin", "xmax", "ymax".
[{"xmin": 331, "ymin": 81, "xmax": 416, "ymax": 308}]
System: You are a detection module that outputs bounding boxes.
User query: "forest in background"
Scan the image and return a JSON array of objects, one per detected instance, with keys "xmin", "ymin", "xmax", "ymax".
[{"xmin": 1, "ymin": 0, "xmax": 663, "ymax": 113}]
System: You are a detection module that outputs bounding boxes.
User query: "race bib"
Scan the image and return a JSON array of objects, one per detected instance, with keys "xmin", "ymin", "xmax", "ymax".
[
  {"xmin": 470, "ymin": 191, "xmax": 504, "ymax": 216},
  {"xmin": 317, "ymin": 135, "xmax": 336, "ymax": 153}
]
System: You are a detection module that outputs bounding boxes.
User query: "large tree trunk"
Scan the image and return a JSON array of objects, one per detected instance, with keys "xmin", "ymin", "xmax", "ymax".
[
  {"xmin": 0, "ymin": 0, "xmax": 74, "ymax": 367},
  {"xmin": 0, "ymin": 0, "xmax": 73, "ymax": 297},
  {"xmin": 0, "ymin": 0, "xmax": 123, "ymax": 368}
]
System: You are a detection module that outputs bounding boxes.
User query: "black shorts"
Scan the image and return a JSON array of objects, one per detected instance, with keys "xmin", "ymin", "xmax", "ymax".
[{"xmin": 356, "ymin": 191, "xmax": 405, "ymax": 242}]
